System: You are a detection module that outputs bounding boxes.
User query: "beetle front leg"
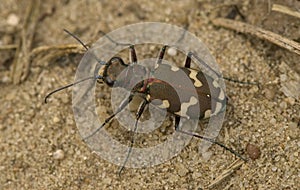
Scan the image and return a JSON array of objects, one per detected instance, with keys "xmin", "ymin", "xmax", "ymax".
[
  {"xmin": 118, "ymin": 99, "xmax": 149, "ymax": 176},
  {"xmin": 83, "ymin": 94, "xmax": 134, "ymax": 141},
  {"xmin": 129, "ymin": 45, "xmax": 137, "ymax": 64}
]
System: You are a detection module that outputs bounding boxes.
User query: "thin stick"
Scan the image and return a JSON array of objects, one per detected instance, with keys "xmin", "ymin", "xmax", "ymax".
[
  {"xmin": 205, "ymin": 159, "xmax": 244, "ymax": 189},
  {"xmin": 212, "ymin": 18, "xmax": 300, "ymax": 56},
  {"xmin": 0, "ymin": 44, "xmax": 18, "ymax": 50},
  {"xmin": 272, "ymin": 4, "xmax": 300, "ymax": 19},
  {"xmin": 30, "ymin": 44, "xmax": 87, "ymax": 58},
  {"xmin": 10, "ymin": 0, "xmax": 41, "ymax": 84}
]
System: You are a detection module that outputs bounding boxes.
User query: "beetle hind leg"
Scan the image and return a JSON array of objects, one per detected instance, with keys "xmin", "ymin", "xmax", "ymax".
[{"xmin": 174, "ymin": 116, "xmax": 247, "ymax": 161}]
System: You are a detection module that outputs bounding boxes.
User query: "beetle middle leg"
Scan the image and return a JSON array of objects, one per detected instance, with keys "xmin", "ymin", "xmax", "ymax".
[
  {"xmin": 187, "ymin": 51, "xmax": 258, "ymax": 85},
  {"xmin": 157, "ymin": 45, "xmax": 168, "ymax": 64},
  {"xmin": 156, "ymin": 45, "xmax": 192, "ymax": 69}
]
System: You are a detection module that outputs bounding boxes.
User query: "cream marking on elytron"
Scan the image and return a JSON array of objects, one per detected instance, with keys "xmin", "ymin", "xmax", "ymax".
[
  {"xmin": 218, "ymin": 89, "xmax": 225, "ymax": 100},
  {"xmin": 189, "ymin": 70, "xmax": 203, "ymax": 87},
  {"xmin": 204, "ymin": 109, "xmax": 212, "ymax": 118},
  {"xmin": 212, "ymin": 79, "xmax": 219, "ymax": 88},
  {"xmin": 175, "ymin": 96, "xmax": 198, "ymax": 119},
  {"xmin": 158, "ymin": 99, "xmax": 170, "ymax": 109},
  {"xmin": 214, "ymin": 102, "xmax": 223, "ymax": 114},
  {"xmin": 170, "ymin": 65, "xmax": 180, "ymax": 72}
]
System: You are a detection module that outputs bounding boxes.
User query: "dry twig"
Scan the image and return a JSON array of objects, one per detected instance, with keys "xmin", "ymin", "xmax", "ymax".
[
  {"xmin": 272, "ymin": 4, "xmax": 300, "ymax": 19},
  {"xmin": 30, "ymin": 44, "xmax": 87, "ymax": 58},
  {"xmin": 205, "ymin": 159, "xmax": 245, "ymax": 189},
  {"xmin": 10, "ymin": 0, "xmax": 41, "ymax": 84},
  {"xmin": 212, "ymin": 18, "xmax": 300, "ymax": 56},
  {"xmin": 30, "ymin": 43, "xmax": 88, "ymax": 66},
  {"xmin": 0, "ymin": 44, "xmax": 18, "ymax": 50}
]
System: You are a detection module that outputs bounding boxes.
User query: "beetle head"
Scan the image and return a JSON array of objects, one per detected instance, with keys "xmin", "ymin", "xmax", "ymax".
[
  {"xmin": 99, "ymin": 57, "xmax": 149, "ymax": 90},
  {"xmin": 100, "ymin": 57, "xmax": 128, "ymax": 87}
]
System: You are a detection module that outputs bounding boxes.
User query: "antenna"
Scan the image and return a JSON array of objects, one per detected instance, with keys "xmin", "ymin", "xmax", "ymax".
[
  {"xmin": 63, "ymin": 29, "xmax": 89, "ymax": 51},
  {"xmin": 44, "ymin": 30, "xmax": 104, "ymax": 103},
  {"xmin": 44, "ymin": 76, "xmax": 101, "ymax": 103}
]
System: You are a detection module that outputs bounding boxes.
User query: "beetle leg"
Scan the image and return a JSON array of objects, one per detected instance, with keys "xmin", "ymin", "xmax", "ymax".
[
  {"xmin": 187, "ymin": 52, "xmax": 258, "ymax": 85},
  {"xmin": 118, "ymin": 99, "xmax": 149, "ymax": 176},
  {"xmin": 174, "ymin": 116, "xmax": 247, "ymax": 161},
  {"xmin": 156, "ymin": 45, "xmax": 168, "ymax": 65},
  {"xmin": 129, "ymin": 45, "xmax": 137, "ymax": 64},
  {"xmin": 184, "ymin": 52, "xmax": 192, "ymax": 68},
  {"xmin": 83, "ymin": 94, "xmax": 134, "ymax": 141},
  {"xmin": 174, "ymin": 115, "xmax": 181, "ymax": 130},
  {"xmin": 187, "ymin": 52, "xmax": 222, "ymax": 78}
]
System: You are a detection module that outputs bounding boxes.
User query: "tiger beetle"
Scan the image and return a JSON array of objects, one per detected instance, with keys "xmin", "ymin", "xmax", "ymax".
[{"xmin": 45, "ymin": 29, "xmax": 249, "ymax": 176}]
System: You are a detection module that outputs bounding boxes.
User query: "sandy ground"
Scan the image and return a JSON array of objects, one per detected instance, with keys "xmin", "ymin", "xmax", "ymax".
[{"xmin": 0, "ymin": 0, "xmax": 299, "ymax": 189}]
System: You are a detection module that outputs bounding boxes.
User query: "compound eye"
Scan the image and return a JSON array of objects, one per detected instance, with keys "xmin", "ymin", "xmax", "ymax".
[{"xmin": 104, "ymin": 57, "xmax": 127, "ymax": 86}]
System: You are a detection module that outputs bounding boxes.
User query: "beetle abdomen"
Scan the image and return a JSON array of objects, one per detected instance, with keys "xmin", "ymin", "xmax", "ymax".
[{"xmin": 147, "ymin": 64, "xmax": 227, "ymax": 119}]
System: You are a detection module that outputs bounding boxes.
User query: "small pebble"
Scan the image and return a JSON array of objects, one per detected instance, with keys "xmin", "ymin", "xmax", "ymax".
[
  {"xmin": 246, "ymin": 143, "xmax": 261, "ymax": 160},
  {"xmin": 149, "ymin": 45, "xmax": 155, "ymax": 51},
  {"xmin": 279, "ymin": 101, "xmax": 287, "ymax": 109},
  {"xmin": 53, "ymin": 149, "xmax": 65, "ymax": 160},
  {"xmin": 165, "ymin": 8, "xmax": 172, "ymax": 15},
  {"xmin": 271, "ymin": 166, "xmax": 277, "ymax": 172},
  {"xmin": 167, "ymin": 47, "xmax": 177, "ymax": 56},
  {"xmin": 53, "ymin": 116, "xmax": 60, "ymax": 123},
  {"xmin": 6, "ymin": 91, "xmax": 16, "ymax": 101},
  {"xmin": 280, "ymin": 74, "xmax": 287, "ymax": 82},
  {"xmin": 285, "ymin": 97, "xmax": 295, "ymax": 105},
  {"xmin": 7, "ymin": 13, "xmax": 19, "ymax": 26},
  {"xmin": 103, "ymin": 177, "xmax": 112, "ymax": 184},
  {"xmin": 61, "ymin": 95, "xmax": 69, "ymax": 104},
  {"xmin": 251, "ymin": 85, "xmax": 259, "ymax": 92},
  {"xmin": 23, "ymin": 93, "xmax": 30, "ymax": 101},
  {"xmin": 270, "ymin": 118, "xmax": 276, "ymax": 125},
  {"xmin": 1, "ymin": 34, "xmax": 13, "ymax": 46},
  {"xmin": 289, "ymin": 122, "xmax": 297, "ymax": 129},
  {"xmin": 264, "ymin": 88, "xmax": 275, "ymax": 100},
  {"xmin": 201, "ymin": 150, "xmax": 212, "ymax": 161},
  {"xmin": 176, "ymin": 163, "xmax": 188, "ymax": 177}
]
